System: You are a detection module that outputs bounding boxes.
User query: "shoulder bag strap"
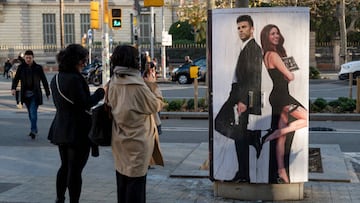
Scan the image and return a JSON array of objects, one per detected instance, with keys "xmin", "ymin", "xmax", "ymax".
[{"xmin": 56, "ymin": 74, "xmax": 74, "ymax": 104}]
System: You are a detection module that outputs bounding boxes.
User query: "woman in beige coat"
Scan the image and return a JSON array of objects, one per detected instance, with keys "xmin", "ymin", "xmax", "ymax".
[{"xmin": 107, "ymin": 45, "xmax": 164, "ymax": 203}]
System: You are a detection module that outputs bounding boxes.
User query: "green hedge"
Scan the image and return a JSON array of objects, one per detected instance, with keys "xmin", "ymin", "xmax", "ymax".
[
  {"xmin": 163, "ymin": 98, "xmax": 208, "ymax": 112},
  {"xmin": 310, "ymin": 97, "xmax": 356, "ymax": 113}
]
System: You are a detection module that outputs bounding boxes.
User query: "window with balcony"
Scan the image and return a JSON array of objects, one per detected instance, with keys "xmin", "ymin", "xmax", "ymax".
[
  {"xmin": 64, "ymin": 14, "xmax": 75, "ymax": 45},
  {"xmin": 42, "ymin": 13, "xmax": 56, "ymax": 50},
  {"xmin": 80, "ymin": 14, "xmax": 90, "ymax": 38},
  {"xmin": 140, "ymin": 14, "xmax": 156, "ymax": 44}
]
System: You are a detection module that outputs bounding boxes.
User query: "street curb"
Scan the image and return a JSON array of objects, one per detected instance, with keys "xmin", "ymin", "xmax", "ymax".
[
  {"xmin": 310, "ymin": 113, "xmax": 360, "ymax": 121},
  {"xmin": 160, "ymin": 111, "xmax": 208, "ymax": 119},
  {"xmin": 160, "ymin": 112, "xmax": 360, "ymax": 121}
]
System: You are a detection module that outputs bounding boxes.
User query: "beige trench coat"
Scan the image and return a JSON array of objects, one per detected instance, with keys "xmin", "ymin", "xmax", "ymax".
[{"xmin": 108, "ymin": 67, "xmax": 164, "ymax": 177}]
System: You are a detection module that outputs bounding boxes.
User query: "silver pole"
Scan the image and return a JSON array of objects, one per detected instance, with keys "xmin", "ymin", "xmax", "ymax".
[
  {"xmin": 102, "ymin": 0, "xmax": 110, "ymax": 85},
  {"xmin": 161, "ymin": 6, "xmax": 166, "ymax": 79},
  {"xmin": 150, "ymin": 7, "xmax": 155, "ymax": 59},
  {"xmin": 88, "ymin": 29, "xmax": 92, "ymax": 64},
  {"xmin": 60, "ymin": 0, "xmax": 64, "ymax": 48}
]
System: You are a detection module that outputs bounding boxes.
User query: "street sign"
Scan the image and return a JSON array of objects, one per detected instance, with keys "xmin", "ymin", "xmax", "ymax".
[
  {"xmin": 87, "ymin": 29, "xmax": 93, "ymax": 40},
  {"xmin": 162, "ymin": 31, "xmax": 172, "ymax": 46}
]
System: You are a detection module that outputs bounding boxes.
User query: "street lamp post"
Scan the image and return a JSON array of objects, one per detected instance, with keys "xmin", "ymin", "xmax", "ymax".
[
  {"xmin": 102, "ymin": 0, "xmax": 110, "ymax": 85},
  {"xmin": 161, "ymin": 6, "xmax": 167, "ymax": 79},
  {"xmin": 59, "ymin": 0, "xmax": 64, "ymax": 48},
  {"xmin": 150, "ymin": 7, "xmax": 155, "ymax": 59}
]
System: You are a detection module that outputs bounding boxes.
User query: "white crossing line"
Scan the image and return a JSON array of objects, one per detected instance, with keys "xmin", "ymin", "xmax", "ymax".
[
  {"xmin": 312, "ymin": 130, "xmax": 360, "ymax": 134},
  {"xmin": 0, "ymin": 90, "xmax": 11, "ymax": 96},
  {"xmin": 344, "ymin": 153, "xmax": 360, "ymax": 168},
  {"xmin": 162, "ymin": 127, "xmax": 208, "ymax": 132}
]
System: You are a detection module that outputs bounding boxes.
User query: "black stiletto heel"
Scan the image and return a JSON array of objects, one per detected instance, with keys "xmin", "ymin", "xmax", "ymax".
[
  {"xmin": 261, "ymin": 128, "xmax": 275, "ymax": 147},
  {"xmin": 248, "ymin": 130, "xmax": 262, "ymax": 159},
  {"xmin": 254, "ymin": 133, "xmax": 262, "ymax": 159}
]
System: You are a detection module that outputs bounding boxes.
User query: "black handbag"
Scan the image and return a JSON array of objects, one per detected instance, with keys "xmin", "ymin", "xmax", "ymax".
[
  {"xmin": 88, "ymin": 103, "xmax": 112, "ymax": 146},
  {"xmin": 56, "ymin": 73, "xmax": 112, "ymax": 147}
]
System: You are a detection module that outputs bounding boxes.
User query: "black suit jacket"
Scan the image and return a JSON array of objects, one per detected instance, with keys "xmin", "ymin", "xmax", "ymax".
[
  {"xmin": 215, "ymin": 39, "xmax": 263, "ymax": 137},
  {"xmin": 232, "ymin": 39, "xmax": 262, "ymax": 115}
]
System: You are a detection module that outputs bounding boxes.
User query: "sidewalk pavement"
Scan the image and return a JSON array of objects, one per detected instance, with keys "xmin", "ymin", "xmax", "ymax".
[
  {"xmin": 1, "ymin": 141, "xmax": 360, "ymax": 202},
  {"xmin": 2, "ymin": 73, "xmax": 360, "ymax": 202}
]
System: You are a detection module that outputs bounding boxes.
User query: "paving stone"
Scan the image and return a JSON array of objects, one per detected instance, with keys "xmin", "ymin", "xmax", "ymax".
[{"xmin": 1, "ymin": 144, "xmax": 360, "ymax": 202}]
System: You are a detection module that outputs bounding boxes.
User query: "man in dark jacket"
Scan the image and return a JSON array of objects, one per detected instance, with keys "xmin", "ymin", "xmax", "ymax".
[
  {"xmin": 11, "ymin": 50, "xmax": 50, "ymax": 139},
  {"xmin": 4, "ymin": 58, "xmax": 12, "ymax": 78},
  {"xmin": 215, "ymin": 15, "xmax": 262, "ymax": 182}
]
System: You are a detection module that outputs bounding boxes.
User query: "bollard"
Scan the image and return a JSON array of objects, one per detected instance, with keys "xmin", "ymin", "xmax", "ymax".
[{"xmin": 190, "ymin": 65, "xmax": 199, "ymax": 111}]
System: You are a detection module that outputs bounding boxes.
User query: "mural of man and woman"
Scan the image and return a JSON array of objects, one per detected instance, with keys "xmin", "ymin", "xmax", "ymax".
[{"xmin": 214, "ymin": 13, "xmax": 308, "ymax": 184}]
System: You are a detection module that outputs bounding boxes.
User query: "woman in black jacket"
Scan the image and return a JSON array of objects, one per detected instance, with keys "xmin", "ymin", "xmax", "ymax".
[{"xmin": 48, "ymin": 44, "xmax": 105, "ymax": 203}]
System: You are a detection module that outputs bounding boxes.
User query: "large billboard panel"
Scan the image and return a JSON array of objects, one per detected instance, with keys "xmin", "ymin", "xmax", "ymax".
[{"xmin": 210, "ymin": 7, "xmax": 309, "ymax": 184}]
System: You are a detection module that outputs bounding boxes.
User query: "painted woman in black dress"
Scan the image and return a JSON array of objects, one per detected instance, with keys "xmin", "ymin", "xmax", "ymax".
[{"xmin": 260, "ymin": 24, "xmax": 308, "ymax": 183}]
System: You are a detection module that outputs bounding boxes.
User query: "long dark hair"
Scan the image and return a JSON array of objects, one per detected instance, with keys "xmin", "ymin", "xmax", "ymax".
[
  {"xmin": 260, "ymin": 24, "xmax": 287, "ymax": 57},
  {"xmin": 57, "ymin": 44, "xmax": 88, "ymax": 72}
]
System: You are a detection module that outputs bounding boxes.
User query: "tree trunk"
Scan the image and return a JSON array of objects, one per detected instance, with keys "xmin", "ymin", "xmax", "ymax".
[{"xmin": 338, "ymin": 0, "xmax": 347, "ymax": 64}]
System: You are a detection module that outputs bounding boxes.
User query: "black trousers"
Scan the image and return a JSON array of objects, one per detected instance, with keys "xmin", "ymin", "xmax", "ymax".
[
  {"xmin": 232, "ymin": 112, "xmax": 250, "ymax": 181},
  {"xmin": 56, "ymin": 144, "xmax": 90, "ymax": 203},
  {"xmin": 15, "ymin": 90, "xmax": 20, "ymax": 104},
  {"xmin": 116, "ymin": 171, "xmax": 146, "ymax": 203}
]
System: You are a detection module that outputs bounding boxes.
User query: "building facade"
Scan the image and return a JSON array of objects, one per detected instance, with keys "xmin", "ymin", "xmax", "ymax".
[{"xmin": 0, "ymin": 0, "xmax": 177, "ymax": 55}]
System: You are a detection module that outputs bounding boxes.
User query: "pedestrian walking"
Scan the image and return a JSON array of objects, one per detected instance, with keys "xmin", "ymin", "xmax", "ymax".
[
  {"xmin": 3, "ymin": 58, "xmax": 12, "ymax": 78},
  {"xmin": 11, "ymin": 50, "xmax": 50, "ymax": 139},
  {"xmin": 9, "ymin": 58, "xmax": 23, "ymax": 109}
]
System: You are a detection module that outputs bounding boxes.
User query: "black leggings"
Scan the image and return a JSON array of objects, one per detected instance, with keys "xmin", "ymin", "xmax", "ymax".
[
  {"xmin": 56, "ymin": 144, "xmax": 90, "ymax": 203},
  {"xmin": 116, "ymin": 171, "xmax": 146, "ymax": 203}
]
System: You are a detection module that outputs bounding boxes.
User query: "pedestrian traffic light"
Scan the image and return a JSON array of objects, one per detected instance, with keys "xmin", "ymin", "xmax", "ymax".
[
  {"xmin": 111, "ymin": 8, "xmax": 122, "ymax": 29},
  {"xmin": 144, "ymin": 0, "xmax": 164, "ymax": 7},
  {"xmin": 90, "ymin": 1, "xmax": 100, "ymax": 29}
]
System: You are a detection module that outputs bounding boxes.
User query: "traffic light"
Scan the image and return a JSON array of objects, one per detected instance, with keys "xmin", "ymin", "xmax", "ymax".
[
  {"xmin": 90, "ymin": 1, "xmax": 100, "ymax": 29},
  {"xmin": 144, "ymin": 0, "xmax": 164, "ymax": 7},
  {"xmin": 111, "ymin": 8, "xmax": 122, "ymax": 29}
]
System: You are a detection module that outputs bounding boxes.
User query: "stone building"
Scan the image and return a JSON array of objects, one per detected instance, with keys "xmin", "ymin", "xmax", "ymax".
[{"xmin": 0, "ymin": 0, "xmax": 177, "ymax": 60}]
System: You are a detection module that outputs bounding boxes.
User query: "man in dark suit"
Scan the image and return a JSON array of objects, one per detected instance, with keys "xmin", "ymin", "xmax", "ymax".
[{"xmin": 215, "ymin": 15, "xmax": 262, "ymax": 182}]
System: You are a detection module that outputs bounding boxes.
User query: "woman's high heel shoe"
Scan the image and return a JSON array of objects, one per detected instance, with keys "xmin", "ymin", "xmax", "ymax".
[
  {"xmin": 247, "ymin": 130, "xmax": 262, "ymax": 159},
  {"xmin": 261, "ymin": 128, "xmax": 276, "ymax": 146},
  {"xmin": 253, "ymin": 129, "xmax": 274, "ymax": 159}
]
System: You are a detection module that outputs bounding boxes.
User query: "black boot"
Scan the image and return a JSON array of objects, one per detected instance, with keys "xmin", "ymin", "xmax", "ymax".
[
  {"xmin": 231, "ymin": 170, "xmax": 250, "ymax": 183},
  {"xmin": 55, "ymin": 198, "xmax": 65, "ymax": 203}
]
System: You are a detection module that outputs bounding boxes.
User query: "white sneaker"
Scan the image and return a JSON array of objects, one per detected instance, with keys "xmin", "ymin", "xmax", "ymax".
[{"xmin": 16, "ymin": 104, "xmax": 22, "ymax": 109}]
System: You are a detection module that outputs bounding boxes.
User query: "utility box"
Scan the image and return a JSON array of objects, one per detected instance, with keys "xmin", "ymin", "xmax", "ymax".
[{"xmin": 190, "ymin": 65, "xmax": 199, "ymax": 79}]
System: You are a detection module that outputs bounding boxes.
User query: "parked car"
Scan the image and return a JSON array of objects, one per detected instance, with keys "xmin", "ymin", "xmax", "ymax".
[
  {"xmin": 171, "ymin": 57, "xmax": 206, "ymax": 84},
  {"xmin": 338, "ymin": 60, "xmax": 360, "ymax": 80}
]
